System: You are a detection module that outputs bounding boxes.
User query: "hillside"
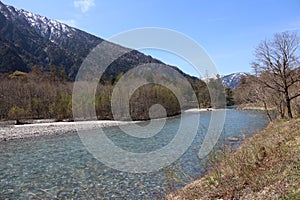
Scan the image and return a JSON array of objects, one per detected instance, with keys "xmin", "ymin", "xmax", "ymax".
[
  {"xmin": 0, "ymin": 1, "xmax": 190, "ymax": 81},
  {"xmin": 168, "ymin": 118, "xmax": 300, "ymax": 199},
  {"xmin": 0, "ymin": 1, "xmax": 227, "ymax": 121}
]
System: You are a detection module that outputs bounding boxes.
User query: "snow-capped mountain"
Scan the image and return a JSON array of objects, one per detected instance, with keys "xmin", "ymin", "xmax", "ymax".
[
  {"xmin": 0, "ymin": 1, "xmax": 168, "ymax": 80},
  {"xmin": 0, "ymin": 2, "xmax": 77, "ymax": 43},
  {"xmin": 200, "ymin": 72, "xmax": 247, "ymax": 89},
  {"xmin": 0, "ymin": 1, "xmax": 230, "ymax": 89},
  {"xmin": 221, "ymin": 72, "xmax": 248, "ymax": 89},
  {"xmin": 0, "ymin": 1, "xmax": 105, "ymax": 76}
]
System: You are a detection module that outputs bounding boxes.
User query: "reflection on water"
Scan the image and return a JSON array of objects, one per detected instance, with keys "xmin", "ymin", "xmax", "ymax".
[{"xmin": 0, "ymin": 110, "xmax": 269, "ymax": 199}]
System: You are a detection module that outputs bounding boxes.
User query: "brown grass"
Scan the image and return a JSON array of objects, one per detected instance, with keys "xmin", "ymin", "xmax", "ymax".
[{"xmin": 167, "ymin": 118, "xmax": 300, "ymax": 200}]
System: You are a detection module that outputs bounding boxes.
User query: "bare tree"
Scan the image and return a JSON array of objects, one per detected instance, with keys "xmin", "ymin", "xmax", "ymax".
[
  {"xmin": 234, "ymin": 75, "xmax": 274, "ymax": 121},
  {"xmin": 252, "ymin": 32, "xmax": 300, "ymax": 119}
]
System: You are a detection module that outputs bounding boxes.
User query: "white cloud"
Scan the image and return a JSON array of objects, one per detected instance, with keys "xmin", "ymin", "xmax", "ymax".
[{"xmin": 74, "ymin": 0, "xmax": 95, "ymax": 13}]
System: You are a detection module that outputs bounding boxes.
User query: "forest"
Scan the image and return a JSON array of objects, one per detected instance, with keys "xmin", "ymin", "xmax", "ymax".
[{"xmin": 0, "ymin": 65, "xmax": 233, "ymax": 122}]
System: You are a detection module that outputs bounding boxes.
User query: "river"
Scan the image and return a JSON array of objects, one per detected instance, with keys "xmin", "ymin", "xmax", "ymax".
[{"xmin": 0, "ymin": 109, "xmax": 269, "ymax": 199}]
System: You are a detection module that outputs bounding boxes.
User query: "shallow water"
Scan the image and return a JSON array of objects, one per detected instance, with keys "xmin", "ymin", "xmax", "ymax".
[{"xmin": 0, "ymin": 109, "xmax": 269, "ymax": 199}]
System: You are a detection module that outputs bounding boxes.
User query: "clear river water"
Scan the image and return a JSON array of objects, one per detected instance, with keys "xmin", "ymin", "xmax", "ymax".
[{"xmin": 0, "ymin": 109, "xmax": 270, "ymax": 199}]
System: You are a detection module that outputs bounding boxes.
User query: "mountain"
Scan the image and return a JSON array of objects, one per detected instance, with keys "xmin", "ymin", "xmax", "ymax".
[
  {"xmin": 221, "ymin": 72, "xmax": 248, "ymax": 89},
  {"xmin": 0, "ymin": 1, "xmax": 100, "ymax": 77},
  {"xmin": 0, "ymin": 1, "xmax": 184, "ymax": 80}
]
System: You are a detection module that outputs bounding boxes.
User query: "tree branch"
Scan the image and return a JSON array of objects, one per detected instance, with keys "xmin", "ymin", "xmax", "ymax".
[{"xmin": 290, "ymin": 93, "xmax": 300, "ymax": 100}]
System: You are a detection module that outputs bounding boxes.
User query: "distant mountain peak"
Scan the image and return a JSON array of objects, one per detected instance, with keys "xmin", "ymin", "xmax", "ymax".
[{"xmin": 221, "ymin": 72, "xmax": 248, "ymax": 89}]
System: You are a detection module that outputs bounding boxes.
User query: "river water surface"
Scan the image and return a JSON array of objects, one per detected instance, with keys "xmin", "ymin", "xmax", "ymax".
[{"xmin": 0, "ymin": 109, "xmax": 269, "ymax": 199}]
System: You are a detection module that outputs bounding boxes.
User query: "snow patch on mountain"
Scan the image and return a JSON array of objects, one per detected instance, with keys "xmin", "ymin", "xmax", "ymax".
[
  {"xmin": 0, "ymin": 2, "xmax": 77, "ymax": 43},
  {"xmin": 200, "ymin": 72, "xmax": 247, "ymax": 89},
  {"xmin": 221, "ymin": 72, "xmax": 248, "ymax": 89}
]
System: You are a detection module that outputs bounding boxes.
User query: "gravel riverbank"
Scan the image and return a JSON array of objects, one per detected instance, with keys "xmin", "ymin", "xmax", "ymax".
[
  {"xmin": 0, "ymin": 108, "xmax": 217, "ymax": 142},
  {"xmin": 0, "ymin": 120, "xmax": 136, "ymax": 142}
]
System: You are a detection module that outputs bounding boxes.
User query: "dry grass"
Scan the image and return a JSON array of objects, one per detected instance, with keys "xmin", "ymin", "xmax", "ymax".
[
  {"xmin": 167, "ymin": 118, "xmax": 300, "ymax": 200},
  {"xmin": 236, "ymin": 103, "xmax": 276, "ymax": 111}
]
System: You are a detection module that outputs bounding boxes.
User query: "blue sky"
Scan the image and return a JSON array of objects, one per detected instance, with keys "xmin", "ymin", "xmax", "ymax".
[{"xmin": 2, "ymin": 0, "xmax": 300, "ymax": 77}]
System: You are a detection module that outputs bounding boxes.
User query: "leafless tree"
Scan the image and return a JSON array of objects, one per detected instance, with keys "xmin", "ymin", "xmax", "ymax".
[
  {"xmin": 234, "ymin": 75, "xmax": 274, "ymax": 121},
  {"xmin": 252, "ymin": 32, "xmax": 300, "ymax": 119}
]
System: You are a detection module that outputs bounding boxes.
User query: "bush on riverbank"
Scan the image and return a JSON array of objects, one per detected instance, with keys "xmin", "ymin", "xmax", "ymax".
[{"xmin": 167, "ymin": 118, "xmax": 300, "ymax": 199}]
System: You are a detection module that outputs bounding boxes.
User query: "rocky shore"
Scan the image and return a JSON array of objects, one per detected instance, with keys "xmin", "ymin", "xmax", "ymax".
[
  {"xmin": 0, "ymin": 120, "xmax": 136, "ymax": 142},
  {"xmin": 0, "ymin": 108, "xmax": 214, "ymax": 142}
]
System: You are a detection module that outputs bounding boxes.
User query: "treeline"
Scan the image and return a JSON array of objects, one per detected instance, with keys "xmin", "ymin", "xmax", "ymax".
[
  {"xmin": 94, "ymin": 83, "xmax": 181, "ymax": 120},
  {"xmin": 0, "ymin": 65, "xmax": 234, "ymax": 121},
  {"xmin": 0, "ymin": 66, "xmax": 73, "ymax": 121},
  {"xmin": 234, "ymin": 32, "xmax": 300, "ymax": 120}
]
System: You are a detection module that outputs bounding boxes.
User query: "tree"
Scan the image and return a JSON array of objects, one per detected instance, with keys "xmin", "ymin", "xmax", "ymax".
[
  {"xmin": 207, "ymin": 75, "xmax": 226, "ymax": 108},
  {"xmin": 49, "ymin": 93, "xmax": 72, "ymax": 120},
  {"xmin": 234, "ymin": 75, "xmax": 274, "ymax": 121},
  {"xmin": 50, "ymin": 65, "xmax": 58, "ymax": 81},
  {"xmin": 29, "ymin": 98, "xmax": 44, "ymax": 118},
  {"xmin": 225, "ymin": 88, "xmax": 234, "ymax": 106},
  {"xmin": 8, "ymin": 105, "xmax": 25, "ymax": 123},
  {"xmin": 252, "ymin": 32, "xmax": 300, "ymax": 119}
]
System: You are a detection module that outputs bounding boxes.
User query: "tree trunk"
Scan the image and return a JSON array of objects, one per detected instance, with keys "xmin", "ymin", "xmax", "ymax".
[
  {"xmin": 278, "ymin": 99, "xmax": 285, "ymax": 118},
  {"xmin": 263, "ymin": 101, "xmax": 272, "ymax": 122},
  {"xmin": 285, "ymin": 94, "xmax": 293, "ymax": 119}
]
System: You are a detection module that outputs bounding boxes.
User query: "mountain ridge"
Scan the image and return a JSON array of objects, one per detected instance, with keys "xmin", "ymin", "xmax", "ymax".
[
  {"xmin": 201, "ymin": 72, "xmax": 247, "ymax": 89},
  {"xmin": 0, "ymin": 1, "xmax": 176, "ymax": 80},
  {"xmin": 0, "ymin": 1, "xmax": 243, "ymax": 88},
  {"xmin": 221, "ymin": 72, "xmax": 248, "ymax": 89}
]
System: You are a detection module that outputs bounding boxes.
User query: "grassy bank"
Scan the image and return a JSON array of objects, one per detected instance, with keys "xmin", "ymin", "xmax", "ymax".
[
  {"xmin": 236, "ymin": 103, "xmax": 275, "ymax": 111},
  {"xmin": 167, "ymin": 118, "xmax": 300, "ymax": 199}
]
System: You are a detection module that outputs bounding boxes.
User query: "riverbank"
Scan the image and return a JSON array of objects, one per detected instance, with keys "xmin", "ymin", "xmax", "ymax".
[
  {"xmin": 0, "ymin": 120, "xmax": 138, "ymax": 142},
  {"xmin": 236, "ymin": 103, "xmax": 276, "ymax": 111},
  {"xmin": 0, "ymin": 108, "xmax": 217, "ymax": 142},
  {"xmin": 167, "ymin": 118, "xmax": 300, "ymax": 199}
]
